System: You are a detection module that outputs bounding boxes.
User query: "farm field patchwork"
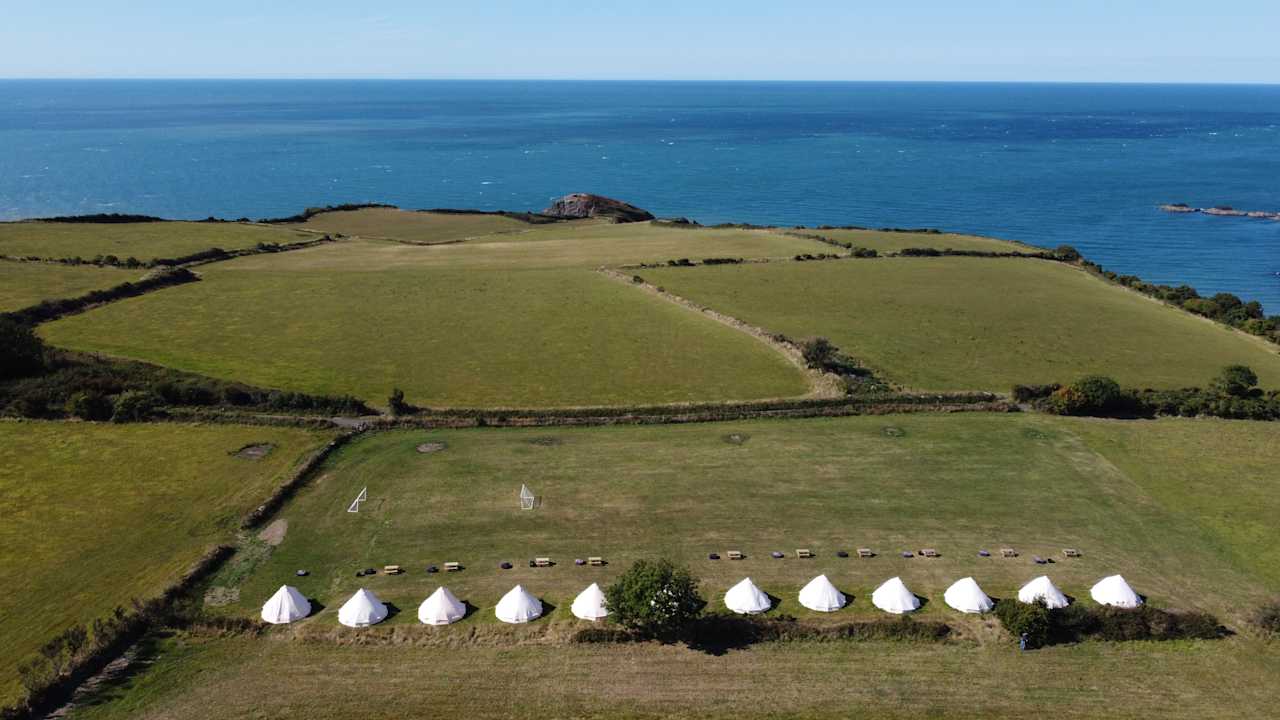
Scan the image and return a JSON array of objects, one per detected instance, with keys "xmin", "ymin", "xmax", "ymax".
[
  {"xmin": 641, "ymin": 257, "xmax": 1280, "ymax": 391},
  {"xmin": 0, "ymin": 221, "xmax": 312, "ymax": 262},
  {"xmin": 0, "ymin": 262, "xmax": 140, "ymax": 311},
  {"xmin": 41, "ymin": 262, "xmax": 809, "ymax": 408},
  {"xmin": 0, "ymin": 421, "xmax": 330, "ymax": 705}
]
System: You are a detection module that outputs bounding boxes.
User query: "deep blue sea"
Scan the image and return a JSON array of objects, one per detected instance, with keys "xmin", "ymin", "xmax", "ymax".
[{"xmin": 2, "ymin": 80, "xmax": 1278, "ymax": 308}]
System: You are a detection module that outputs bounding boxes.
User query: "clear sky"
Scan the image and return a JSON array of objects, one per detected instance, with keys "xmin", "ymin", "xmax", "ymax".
[{"xmin": 3, "ymin": 1, "xmax": 1278, "ymax": 83}]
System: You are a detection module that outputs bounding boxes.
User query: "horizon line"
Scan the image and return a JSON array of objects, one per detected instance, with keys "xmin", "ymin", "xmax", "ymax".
[{"xmin": 1, "ymin": 77, "xmax": 1278, "ymax": 87}]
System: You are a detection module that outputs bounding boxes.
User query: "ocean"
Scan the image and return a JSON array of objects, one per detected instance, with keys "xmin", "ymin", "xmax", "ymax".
[{"xmin": 1, "ymin": 80, "xmax": 1278, "ymax": 309}]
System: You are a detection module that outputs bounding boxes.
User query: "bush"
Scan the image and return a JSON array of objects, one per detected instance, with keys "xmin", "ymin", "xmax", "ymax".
[
  {"xmin": 994, "ymin": 599, "xmax": 1051, "ymax": 648},
  {"xmin": 65, "ymin": 391, "xmax": 113, "ymax": 421},
  {"xmin": 112, "ymin": 390, "xmax": 160, "ymax": 422},
  {"xmin": 388, "ymin": 388, "xmax": 412, "ymax": 416},
  {"xmin": 1011, "ymin": 383, "xmax": 1060, "ymax": 403},
  {"xmin": 1212, "ymin": 365, "xmax": 1258, "ymax": 398},
  {"xmin": 1053, "ymin": 245, "xmax": 1082, "ymax": 261},
  {"xmin": 605, "ymin": 559, "xmax": 704, "ymax": 639},
  {"xmin": 0, "ymin": 317, "xmax": 46, "ymax": 380}
]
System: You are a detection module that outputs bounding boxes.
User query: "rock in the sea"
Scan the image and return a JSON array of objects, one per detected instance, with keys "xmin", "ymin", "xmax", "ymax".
[{"xmin": 543, "ymin": 193, "xmax": 655, "ymax": 223}]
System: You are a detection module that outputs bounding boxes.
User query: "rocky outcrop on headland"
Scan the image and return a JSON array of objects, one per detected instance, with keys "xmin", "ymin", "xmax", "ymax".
[
  {"xmin": 543, "ymin": 193, "xmax": 655, "ymax": 223},
  {"xmin": 1159, "ymin": 203, "xmax": 1280, "ymax": 220}
]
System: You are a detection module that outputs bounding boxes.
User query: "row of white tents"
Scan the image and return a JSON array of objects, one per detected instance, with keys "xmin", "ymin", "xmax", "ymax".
[{"xmin": 262, "ymin": 574, "xmax": 1142, "ymax": 627}]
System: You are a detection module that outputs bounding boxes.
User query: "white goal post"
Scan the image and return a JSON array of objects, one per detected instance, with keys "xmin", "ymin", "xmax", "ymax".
[
  {"xmin": 519, "ymin": 484, "xmax": 537, "ymax": 510},
  {"xmin": 347, "ymin": 486, "xmax": 368, "ymax": 513}
]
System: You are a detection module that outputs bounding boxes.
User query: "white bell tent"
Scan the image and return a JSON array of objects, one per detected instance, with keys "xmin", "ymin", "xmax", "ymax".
[
  {"xmin": 724, "ymin": 577, "xmax": 772, "ymax": 614},
  {"xmin": 418, "ymin": 587, "xmax": 467, "ymax": 625},
  {"xmin": 798, "ymin": 575, "xmax": 847, "ymax": 612},
  {"xmin": 519, "ymin": 484, "xmax": 537, "ymax": 510},
  {"xmin": 1090, "ymin": 575, "xmax": 1143, "ymax": 608},
  {"xmin": 871, "ymin": 576, "xmax": 921, "ymax": 614},
  {"xmin": 1018, "ymin": 575, "xmax": 1070, "ymax": 609},
  {"xmin": 338, "ymin": 588, "xmax": 388, "ymax": 627},
  {"xmin": 260, "ymin": 585, "xmax": 311, "ymax": 624},
  {"xmin": 571, "ymin": 583, "xmax": 610, "ymax": 621},
  {"xmin": 943, "ymin": 577, "xmax": 994, "ymax": 614},
  {"xmin": 495, "ymin": 585, "xmax": 543, "ymax": 623}
]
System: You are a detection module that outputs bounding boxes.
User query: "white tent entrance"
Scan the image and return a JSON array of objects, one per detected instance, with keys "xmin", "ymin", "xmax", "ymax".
[{"xmin": 519, "ymin": 484, "xmax": 537, "ymax": 510}]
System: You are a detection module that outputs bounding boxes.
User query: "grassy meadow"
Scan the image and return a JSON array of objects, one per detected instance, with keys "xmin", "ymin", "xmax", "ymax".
[
  {"xmin": 294, "ymin": 207, "xmax": 540, "ymax": 244},
  {"xmin": 0, "ymin": 421, "xmax": 330, "ymax": 705},
  {"xmin": 642, "ymin": 257, "xmax": 1280, "ymax": 391},
  {"xmin": 0, "ymin": 221, "xmax": 312, "ymax": 261},
  {"xmin": 65, "ymin": 413, "xmax": 1280, "ymax": 720},
  {"xmin": 0, "ymin": 262, "xmax": 140, "ymax": 311},
  {"xmin": 792, "ymin": 227, "xmax": 1030, "ymax": 253}
]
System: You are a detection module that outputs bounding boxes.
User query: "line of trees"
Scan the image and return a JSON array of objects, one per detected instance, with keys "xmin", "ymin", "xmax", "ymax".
[{"xmin": 1015, "ymin": 365, "xmax": 1280, "ymax": 420}]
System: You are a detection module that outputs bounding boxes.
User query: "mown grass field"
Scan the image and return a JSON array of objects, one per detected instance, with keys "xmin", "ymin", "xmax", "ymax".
[
  {"xmin": 41, "ymin": 263, "xmax": 808, "ymax": 408},
  {"xmin": 642, "ymin": 257, "xmax": 1280, "ymax": 391},
  {"xmin": 294, "ymin": 207, "xmax": 539, "ymax": 244},
  {"xmin": 0, "ymin": 221, "xmax": 312, "ymax": 261},
  {"xmin": 40, "ymin": 219, "xmax": 822, "ymax": 408},
  {"xmin": 0, "ymin": 421, "xmax": 330, "ymax": 705},
  {"xmin": 0, "ymin": 262, "xmax": 140, "ymax": 311},
  {"xmin": 792, "ymin": 227, "xmax": 1030, "ymax": 253},
  {"xmin": 66, "ymin": 414, "xmax": 1280, "ymax": 719},
  {"xmin": 217, "ymin": 414, "xmax": 1276, "ymax": 628}
]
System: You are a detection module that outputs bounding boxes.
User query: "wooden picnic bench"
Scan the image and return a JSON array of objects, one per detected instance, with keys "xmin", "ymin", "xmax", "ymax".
[
  {"xmin": 444, "ymin": 561, "xmax": 461, "ymax": 572},
  {"xmin": 588, "ymin": 556, "xmax": 605, "ymax": 566},
  {"xmin": 856, "ymin": 548, "xmax": 875, "ymax": 558},
  {"xmin": 1000, "ymin": 548, "xmax": 1018, "ymax": 558},
  {"xmin": 383, "ymin": 565, "xmax": 403, "ymax": 575},
  {"xmin": 796, "ymin": 548, "xmax": 814, "ymax": 559},
  {"xmin": 727, "ymin": 550, "xmax": 744, "ymax": 560},
  {"xmin": 534, "ymin": 557, "xmax": 553, "ymax": 567}
]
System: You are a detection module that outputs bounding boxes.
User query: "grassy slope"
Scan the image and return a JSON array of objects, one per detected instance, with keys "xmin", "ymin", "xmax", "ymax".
[
  {"xmin": 0, "ymin": 262, "xmax": 140, "ymax": 311},
  {"xmin": 0, "ymin": 222, "xmax": 312, "ymax": 261},
  {"xmin": 41, "ymin": 223, "xmax": 820, "ymax": 408},
  {"xmin": 0, "ymin": 421, "xmax": 329, "ymax": 705},
  {"xmin": 642, "ymin": 258, "xmax": 1280, "ymax": 391},
  {"xmin": 295, "ymin": 208, "xmax": 535, "ymax": 244},
  {"xmin": 42, "ymin": 264, "xmax": 807, "ymax": 408},
  {"xmin": 222, "ymin": 414, "xmax": 1272, "ymax": 628},
  {"xmin": 68, "ymin": 414, "xmax": 1280, "ymax": 720},
  {"xmin": 792, "ymin": 228, "xmax": 1030, "ymax": 253}
]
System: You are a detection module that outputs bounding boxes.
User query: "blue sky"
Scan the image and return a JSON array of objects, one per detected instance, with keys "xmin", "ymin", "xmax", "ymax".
[{"xmin": 3, "ymin": 1, "xmax": 1278, "ymax": 82}]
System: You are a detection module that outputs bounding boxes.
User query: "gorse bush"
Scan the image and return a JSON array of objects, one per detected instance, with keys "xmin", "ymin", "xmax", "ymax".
[
  {"xmin": 994, "ymin": 598, "xmax": 1051, "ymax": 648},
  {"xmin": 0, "ymin": 316, "xmax": 46, "ymax": 380},
  {"xmin": 994, "ymin": 600, "xmax": 1222, "ymax": 647}
]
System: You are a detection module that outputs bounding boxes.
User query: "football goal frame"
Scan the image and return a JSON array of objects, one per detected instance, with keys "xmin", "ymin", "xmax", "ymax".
[
  {"xmin": 519, "ymin": 484, "xmax": 537, "ymax": 510},
  {"xmin": 347, "ymin": 486, "xmax": 368, "ymax": 513}
]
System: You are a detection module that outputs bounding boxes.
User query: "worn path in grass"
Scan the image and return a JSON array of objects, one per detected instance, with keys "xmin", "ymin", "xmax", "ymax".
[
  {"xmin": 0, "ymin": 222, "xmax": 312, "ymax": 262},
  {"xmin": 641, "ymin": 258, "xmax": 1280, "ymax": 391},
  {"xmin": 0, "ymin": 421, "xmax": 330, "ymax": 705}
]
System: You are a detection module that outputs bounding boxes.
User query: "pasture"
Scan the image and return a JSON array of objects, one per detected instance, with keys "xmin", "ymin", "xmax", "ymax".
[
  {"xmin": 792, "ymin": 227, "xmax": 1030, "ymax": 253},
  {"xmin": 67, "ymin": 413, "xmax": 1280, "ymax": 720},
  {"xmin": 293, "ymin": 207, "xmax": 540, "ymax": 244},
  {"xmin": 0, "ymin": 262, "xmax": 140, "ymax": 311},
  {"xmin": 41, "ymin": 263, "xmax": 808, "ymax": 408},
  {"xmin": 0, "ymin": 221, "xmax": 312, "ymax": 261},
  {"xmin": 0, "ymin": 421, "xmax": 330, "ymax": 705},
  {"xmin": 641, "ymin": 257, "xmax": 1280, "ymax": 391}
]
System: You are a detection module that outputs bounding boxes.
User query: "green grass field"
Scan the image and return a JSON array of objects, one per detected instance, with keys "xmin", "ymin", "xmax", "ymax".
[
  {"xmin": 0, "ymin": 222, "xmax": 312, "ymax": 261},
  {"xmin": 0, "ymin": 421, "xmax": 330, "ymax": 705},
  {"xmin": 642, "ymin": 258, "xmax": 1280, "ymax": 391},
  {"xmin": 294, "ymin": 208, "xmax": 539, "ymax": 244},
  {"xmin": 0, "ymin": 262, "xmax": 140, "ymax": 311},
  {"xmin": 63, "ymin": 414, "xmax": 1280, "ymax": 719},
  {"xmin": 41, "ymin": 262, "xmax": 808, "ymax": 408},
  {"xmin": 792, "ymin": 228, "xmax": 1030, "ymax": 253}
]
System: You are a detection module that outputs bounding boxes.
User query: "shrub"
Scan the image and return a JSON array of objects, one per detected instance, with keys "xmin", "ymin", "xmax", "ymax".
[
  {"xmin": 605, "ymin": 558, "xmax": 704, "ymax": 639},
  {"xmin": 1011, "ymin": 383, "xmax": 1060, "ymax": 403},
  {"xmin": 0, "ymin": 317, "xmax": 46, "ymax": 380},
  {"xmin": 388, "ymin": 388, "xmax": 411, "ymax": 416},
  {"xmin": 994, "ymin": 599, "xmax": 1050, "ymax": 648},
  {"xmin": 1212, "ymin": 365, "xmax": 1258, "ymax": 398},
  {"xmin": 65, "ymin": 391, "xmax": 113, "ymax": 421},
  {"xmin": 1053, "ymin": 245, "xmax": 1082, "ymax": 261},
  {"xmin": 112, "ymin": 390, "xmax": 160, "ymax": 422}
]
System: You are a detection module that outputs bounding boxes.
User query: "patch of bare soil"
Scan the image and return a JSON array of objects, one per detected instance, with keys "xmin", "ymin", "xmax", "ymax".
[
  {"xmin": 723, "ymin": 433, "xmax": 750, "ymax": 445},
  {"xmin": 257, "ymin": 518, "xmax": 288, "ymax": 546},
  {"xmin": 416, "ymin": 441, "xmax": 448, "ymax": 454},
  {"xmin": 203, "ymin": 586, "xmax": 240, "ymax": 607},
  {"xmin": 234, "ymin": 443, "xmax": 275, "ymax": 459}
]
